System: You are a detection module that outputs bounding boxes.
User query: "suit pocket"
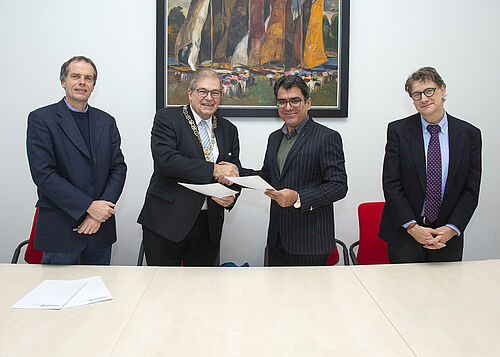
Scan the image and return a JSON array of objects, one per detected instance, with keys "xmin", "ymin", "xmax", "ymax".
[{"xmin": 150, "ymin": 187, "xmax": 176, "ymax": 203}]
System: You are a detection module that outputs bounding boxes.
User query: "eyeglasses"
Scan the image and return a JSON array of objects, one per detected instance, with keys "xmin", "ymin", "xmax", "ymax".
[
  {"xmin": 194, "ymin": 88, "xmax": 222, "ymax": 99},
  {"xmin": 276, "ymin": 97, "xmax": 305, "ymax": 109},
  {"xmin": 409, "ymin": 86, "xmax": 439, "ymax": 101}
]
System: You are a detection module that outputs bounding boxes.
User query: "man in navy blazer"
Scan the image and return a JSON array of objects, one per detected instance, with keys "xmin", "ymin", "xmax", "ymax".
[
  {"xmin": 379, "ymin": 67, "xmax": 481, "ymax": 263},
  {"xmin": 239, "ymin": 74, "xmax": 348, "ymax": 266},
  {"xmin": 26, "ymin": 56, "xmax": 127, "ymax": 265},
  {"xmin": 138, "ymin": 69, "xmax": 239, "ymax": 266}
]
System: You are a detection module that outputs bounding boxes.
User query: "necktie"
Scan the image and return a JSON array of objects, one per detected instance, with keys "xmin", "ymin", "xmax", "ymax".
[
  {"xmin": 424, "ymin": 125, "xmax": 442, "ymax": 223},
  {"xmin": 199, "ymin": 119, "xmax": 214, "ymax": 162}
]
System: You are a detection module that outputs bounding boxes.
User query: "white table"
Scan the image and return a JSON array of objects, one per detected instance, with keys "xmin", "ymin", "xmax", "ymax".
[
  {"xmin": 1, "ymin": 261, "xmax": 499, "ymax": 356},
  {"xmin": 112, "ymin": 267, "xmax": 411, "ymax": 356},
  {"xmin": 351, "ymin": 260, "xmax": 500, "ymax": 356},
  {"xmin": 0, "ymin": 264, "xmax": 156, "ymax": 357}
]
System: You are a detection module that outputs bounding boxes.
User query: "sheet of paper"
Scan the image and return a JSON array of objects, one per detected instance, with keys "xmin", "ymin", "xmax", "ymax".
[
  {"xmin": 11, "ymin": 276, "xmax": 113, "ymax": 310},
  {"xmin": 178, "ymin": 182, "xmax": 238, "ymax": 198},
  {"xmin": 11, "ymin": 279, "xmax": 88, "ymax": 310},
  {"xmin": 63, "ymin": 276, "xmax": 113, "ymax": 309},
  {"xmin": 224, "ymin": 176, "xmax": 275, "ymax": 191}
]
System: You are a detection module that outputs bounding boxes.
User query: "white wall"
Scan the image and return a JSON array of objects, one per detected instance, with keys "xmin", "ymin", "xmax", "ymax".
[{"xmin": 1, "ymin": 0, "xmax": 498, "ymax": 265}]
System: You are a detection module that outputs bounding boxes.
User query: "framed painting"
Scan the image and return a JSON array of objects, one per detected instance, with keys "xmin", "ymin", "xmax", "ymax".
[{"xmin": 156, "ymin": 0, "xmax": 350, "ymax": 117}]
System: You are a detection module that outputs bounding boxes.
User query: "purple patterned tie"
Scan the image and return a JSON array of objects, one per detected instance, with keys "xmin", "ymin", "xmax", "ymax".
[{"xmin": 424, "ymin": 125, "xmax": 442, "ymax": 223}]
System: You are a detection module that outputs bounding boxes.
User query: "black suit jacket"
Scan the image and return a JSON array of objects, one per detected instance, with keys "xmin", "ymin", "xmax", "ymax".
[
  {"xmin": 242, "ymin": 117, "xmax": 347, "ymax": 255},
  {"xmin": 379, "ymin": 113, "xmax": 482, "ymax": 247},
  {"xmin": 26, "ymin": 99, "xmax": 127, "ymax": 252},
  {"xmin": 138, "ymin": 106, "xmax": 241, "ymax": 243}
]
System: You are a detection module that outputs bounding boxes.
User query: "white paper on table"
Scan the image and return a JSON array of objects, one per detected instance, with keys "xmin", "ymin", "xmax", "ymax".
[
  {"xmin": 178, "ymin": 182, "xmax": 238, "ymax": 198},
  {"xmin": 63, "ymin": 276, "xmax": 113, "ymax": 309},
  {"xmin": 11, "ymin": 279, "xmax": 88, "ymax": 310},
  {"xmin": 224, "ymin": 176, "xmax": 275, "ymax": 191}
]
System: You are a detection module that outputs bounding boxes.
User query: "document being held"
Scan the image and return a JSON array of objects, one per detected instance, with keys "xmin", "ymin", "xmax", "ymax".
[{"xmin": 224, "ymin": 176, "xmax": 275, "ymax": 191}]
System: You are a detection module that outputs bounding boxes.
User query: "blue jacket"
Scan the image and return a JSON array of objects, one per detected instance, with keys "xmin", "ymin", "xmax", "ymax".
[{"xmin": 27, "ymin": 99, "xmax": 127, "ymax": 252}]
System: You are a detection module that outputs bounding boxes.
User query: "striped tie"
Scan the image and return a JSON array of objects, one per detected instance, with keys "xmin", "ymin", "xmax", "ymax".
[{"xmin": 199, "ymin": 119, "xmax": 214, "ymax": 162}]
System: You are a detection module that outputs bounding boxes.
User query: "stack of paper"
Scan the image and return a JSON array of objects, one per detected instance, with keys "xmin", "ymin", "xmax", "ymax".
[{"xmin": 11, "ymin": 276, "xmax": 112, "ymax": 310}]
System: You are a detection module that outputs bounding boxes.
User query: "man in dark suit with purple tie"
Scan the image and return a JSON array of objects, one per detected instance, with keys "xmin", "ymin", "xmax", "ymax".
[
  {"xmin": 240, "ymin": 74, "xmax": 348, "ymax": 266},
  {"xmin": 379, "ymin": 67, "xmax": 482, "ymax": 263}
]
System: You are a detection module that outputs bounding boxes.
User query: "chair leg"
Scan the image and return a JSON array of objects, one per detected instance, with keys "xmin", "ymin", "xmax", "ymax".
[{"xmin": 137, "ymin": 241, "xmax": 144, "ymax": 266}]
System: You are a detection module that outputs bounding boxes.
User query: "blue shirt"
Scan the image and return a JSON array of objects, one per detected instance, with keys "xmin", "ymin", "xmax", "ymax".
[
  {"xmin": 64, "ymin": 98, "xmax": 88, "ymax": 113},
  {"xmin": 404, "ymin": 111, "xmax": 460, "ymax": 235}
]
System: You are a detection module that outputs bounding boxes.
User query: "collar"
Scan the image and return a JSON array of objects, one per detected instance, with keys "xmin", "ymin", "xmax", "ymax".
[
  {"xmin": 190, "ymin": 104, "xmax": 213, "ymax": 128},
  {"xmin": 420, "ymin": 111, "xmax": 448, "ymax": 134},
  {"xmin": 64, "ymin": 98, "xmax": 89, "ymax": 113},
  {"xmin": 281, "ymin": 115, "xmax": 309, "ymax": 139}
]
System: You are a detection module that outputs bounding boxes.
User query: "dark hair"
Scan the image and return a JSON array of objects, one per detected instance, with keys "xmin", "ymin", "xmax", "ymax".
[
  {"xmin": 273, "ymin": 74, "xmax": 310, "ymax": 100},
  {"xmin": 60, "ymin": 56, "xmax": 98, "ymax": 85},
  {"xmin": 188, "ymin": 68, "xmax": 223, "ymax": 91},
  {"xmin": 405, "ymin": 66, "xmax": 446, "ymax": 94}
]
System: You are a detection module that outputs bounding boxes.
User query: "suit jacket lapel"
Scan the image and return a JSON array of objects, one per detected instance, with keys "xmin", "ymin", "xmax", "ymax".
[
  {"xmin": 406, "ymin": 114, "xmax": 426, "ymax": 192},
  {"xmin": 56, "ymin": 100, "xmax": 91, "ymax": 159},
  {"xmin": 279, "ymin": 118, "xmax": 313, "ymax": 178},
  {"xmin": 268, "ymin": 130, "xmax": 282, "ymax": 180},
  {"xmin": 444, "ymin": 115, "xmax": 463, "ymax": 199},
  {"xmin": 89, "ymin": 106, "xmax": 104, "ymax": 161},
  {"xmin": 185, "ymin": 106, "xmax": 206, "ymax": 160},
  {"xmin": 214, "ymin": 114, "xmax": 225, "ymax": 162}
]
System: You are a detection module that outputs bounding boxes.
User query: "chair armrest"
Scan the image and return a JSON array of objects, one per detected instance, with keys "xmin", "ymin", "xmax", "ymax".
[
  {"xmin": 11, "ymin": 240, "xmax": 29, "ymax": 264},
  {"xmin": 335, "ymin": 239, "xmax": 349, "ymax": 266}
]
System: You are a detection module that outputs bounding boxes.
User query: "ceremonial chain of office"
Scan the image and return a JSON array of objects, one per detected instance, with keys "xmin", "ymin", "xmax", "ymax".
[{"xmin": 182, "ymin": 105, "xmax": 217, "ymax": 162}]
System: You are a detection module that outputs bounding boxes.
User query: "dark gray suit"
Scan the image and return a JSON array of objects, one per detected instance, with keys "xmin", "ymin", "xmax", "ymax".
[
  {"xmin": 26, "ymin": 99, "xmax": 127, "ymax": 252},
  {"xmin": 243, "ymin": 117, "xmax": 347, "ymax": 256}
]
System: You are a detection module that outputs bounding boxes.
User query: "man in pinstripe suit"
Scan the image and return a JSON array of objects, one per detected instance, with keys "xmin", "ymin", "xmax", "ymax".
[{"xmin": 241, "ymin": 75, "xmax": 348, "ymax": 266}]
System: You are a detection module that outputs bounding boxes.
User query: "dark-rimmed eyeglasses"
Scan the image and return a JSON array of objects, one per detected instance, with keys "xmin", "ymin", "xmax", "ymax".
[
  {"xmin": 276, "ymin": 97, "xmax": 305, "ymax": 109},
  {"xmin": 409, "ymin": 86, "xmax": 439, "ymax": 101},
  {"xmin": 194, "ymin": 88, "xmax": 222, "ymax": 99}
]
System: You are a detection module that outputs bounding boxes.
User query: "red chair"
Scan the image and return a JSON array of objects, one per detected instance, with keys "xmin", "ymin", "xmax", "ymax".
[
  {"xmin": 11, "ymin": 208, "xmax": 43, "ymax": 264},
  {"xmin": 349, "ymin": 202, "xmax": 389, "ymax": 265}
]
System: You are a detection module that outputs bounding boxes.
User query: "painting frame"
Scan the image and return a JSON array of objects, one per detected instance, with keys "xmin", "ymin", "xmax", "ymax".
[{"xmin": 157, "ymin": 0, "xmax": 350, "ymax": 118}]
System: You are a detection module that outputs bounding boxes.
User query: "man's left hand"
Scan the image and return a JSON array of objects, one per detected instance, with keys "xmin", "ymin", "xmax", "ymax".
[
  {"xmin": 212, "ymin": 195, "xmax": 235, "ymax": 207},
  {"xmin": 425, "ymin": 225, "xmax": 458, "ymax": 248},
  {"xmin": 264, "ymin": 189, "xmax": 298, "ymax": 207},
  {"xmin": 77, "ymin": 215, "xmax": 102, "ymax": 235}
]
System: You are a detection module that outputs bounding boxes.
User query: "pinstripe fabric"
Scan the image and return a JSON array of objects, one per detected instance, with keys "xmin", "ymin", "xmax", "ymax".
[{"xmin": 243, "ymin": 117, "xmax": 348, "ymax": 255}]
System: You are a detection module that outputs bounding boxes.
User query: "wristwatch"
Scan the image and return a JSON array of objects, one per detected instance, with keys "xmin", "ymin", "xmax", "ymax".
[{"xmin": 293, "ymin": 193, "xmax": 301, "ymax": 208}]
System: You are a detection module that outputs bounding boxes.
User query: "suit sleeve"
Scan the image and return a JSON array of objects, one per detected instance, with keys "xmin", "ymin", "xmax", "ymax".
[
  {"xmin": 447, "ymin": 127, "xmax": 482, "ymax": 231},
  {"xmin": 382, "ymin": 123, "xmax": 418, "ymax": 226},
  {"xmin": 152, "ymin": 110, "xmax": 214, "ymax": 183},
  {"xmin": 299, "ymin": 130, "xmax": 348, "ymax": 210},
  {"xmin": 222, "ymin": 122, "xmax": 242, "ymax": 211},
  {"xmin": 27, "ymin": 111, "xmax": 93, "ymax": 220},
  {"xmin": 98, "ymin": 117, "xmax": 127, "ymax": 203}
]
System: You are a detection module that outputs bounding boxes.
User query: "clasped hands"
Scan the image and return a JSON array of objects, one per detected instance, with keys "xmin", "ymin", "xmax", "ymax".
[
  {"xmin": 76, "ymin": 200, "xmax": 116, "ymax": 235},
  {"xmin": 407, "ymin": 224, "xmax": 458, "ymax": 250}
]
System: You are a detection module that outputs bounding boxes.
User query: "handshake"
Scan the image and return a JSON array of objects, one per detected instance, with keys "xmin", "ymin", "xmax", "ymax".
[{"xmin": 213, "ymin": 161, "xmax": 239, "ymax": 186}]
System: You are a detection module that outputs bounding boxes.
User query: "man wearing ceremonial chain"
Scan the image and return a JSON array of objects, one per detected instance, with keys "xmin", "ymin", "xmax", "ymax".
[{"xmin": 138, "ymin": 69, "xmax": 240, "ymax": 266}]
